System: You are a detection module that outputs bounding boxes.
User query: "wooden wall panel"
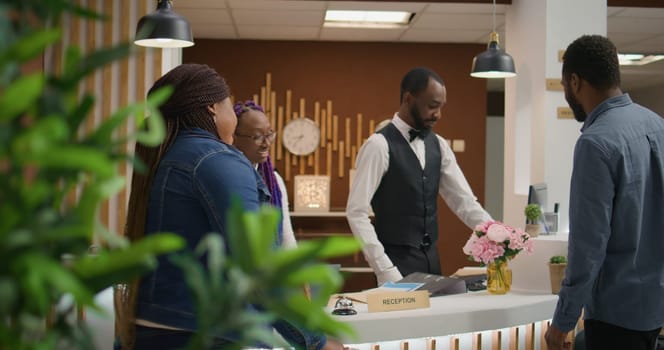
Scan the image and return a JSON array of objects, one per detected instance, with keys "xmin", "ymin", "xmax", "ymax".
[
  {"xmin": 185, "ymin": 40, "xmax": 488, "ymax": 276},
  {"xmin": 46, "ymin": 0, "xmax": 167, "ymax": 238}
]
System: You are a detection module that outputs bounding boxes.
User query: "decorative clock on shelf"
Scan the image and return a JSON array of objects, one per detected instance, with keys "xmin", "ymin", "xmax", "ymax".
[{"xmin": 282, "ymin": 117, "xmax": 320, "ymax": 156}]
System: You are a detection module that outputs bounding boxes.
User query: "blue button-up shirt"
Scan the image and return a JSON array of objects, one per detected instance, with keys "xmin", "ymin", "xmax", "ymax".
[{"xmin": 552, "ymin": 94, "xmax": 664, "ymax": 332}]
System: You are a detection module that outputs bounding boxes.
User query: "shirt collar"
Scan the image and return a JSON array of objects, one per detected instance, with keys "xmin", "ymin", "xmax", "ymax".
[
  {"xmin": 392, "ymin": 113, "xmax": 416, "ymax": 141},
  {"xmin": 581, "ymin": 94, "xmax": 632, "ymax": 132}
]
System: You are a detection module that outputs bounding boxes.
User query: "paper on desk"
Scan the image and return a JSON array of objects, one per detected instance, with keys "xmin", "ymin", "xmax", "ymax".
[{"xmin": 451, "ymin": 266, "xmax": 487, "ymax": 277}]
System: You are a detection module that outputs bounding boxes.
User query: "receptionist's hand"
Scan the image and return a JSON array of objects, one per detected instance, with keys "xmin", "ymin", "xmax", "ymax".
[{"xmin": 376, "ymin": 266, "xmax": 403, "ymax": 286}]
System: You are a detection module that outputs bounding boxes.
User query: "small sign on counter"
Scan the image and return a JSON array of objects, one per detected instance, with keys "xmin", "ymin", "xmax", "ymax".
[{"xmin": 366, "ymin": 290, "xmax": 430, "ymax": 313}]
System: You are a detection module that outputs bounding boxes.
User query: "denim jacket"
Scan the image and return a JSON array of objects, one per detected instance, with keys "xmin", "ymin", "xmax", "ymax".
[{"xmin": 136, "ymin": 128, "xmax": 268, "ymax": 330}]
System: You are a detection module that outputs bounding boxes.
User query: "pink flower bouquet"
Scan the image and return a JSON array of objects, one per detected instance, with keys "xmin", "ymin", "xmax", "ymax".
[{"xmin": 462, "ymin": 221, "xmax": 534, "ymax": 265}]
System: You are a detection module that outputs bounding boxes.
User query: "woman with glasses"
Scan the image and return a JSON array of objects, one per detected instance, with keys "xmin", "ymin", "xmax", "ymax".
[
  {"xmin": 232, "ymin": 100, "xmax": 295, "ymax": 248},
  {"xmin": 232, "ymin": 100, "xmax": 346, "ymax": 350}
]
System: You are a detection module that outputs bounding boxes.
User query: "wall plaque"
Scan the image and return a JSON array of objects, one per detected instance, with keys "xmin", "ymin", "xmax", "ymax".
[
  {"xmin": 557, "ymin": 107, "xmax": 574, "ymax": 119},
  {"xmin": 546, "ymin": 79, "xmax": 564, "ymax": 91}
]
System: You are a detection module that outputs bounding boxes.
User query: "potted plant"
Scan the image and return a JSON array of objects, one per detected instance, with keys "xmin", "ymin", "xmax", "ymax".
[
  {"xmin": 524, "ymin": 203, "xmax": 543, "ymax": 237},
  {"xmin": 1, "ymin": 3, "xmax": 360, "ymax": 349},
  {"xmin": 548, "ymin": 255, "xmax": 567, "ymax": 295}
]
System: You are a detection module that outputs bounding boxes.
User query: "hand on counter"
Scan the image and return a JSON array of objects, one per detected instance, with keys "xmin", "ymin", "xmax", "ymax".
[
  {"xmin": 544, "ymin": 325, "xmax": 571, "ymax": 350},
  {"xmin": 376, "ymin": 266, "xmax": 403, "ymax": 286}
]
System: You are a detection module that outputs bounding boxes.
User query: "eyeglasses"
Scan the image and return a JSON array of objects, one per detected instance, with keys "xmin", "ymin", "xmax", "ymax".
[{"xmin": 234, "ymin": 131, "xmax": 277, "ymax": 145}]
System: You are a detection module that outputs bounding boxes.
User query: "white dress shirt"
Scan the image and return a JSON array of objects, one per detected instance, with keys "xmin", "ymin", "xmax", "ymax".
[
  {"xmin": 346, "ymin": 114, "xmax": 492, "ymax": 284},
  {"xmin": 274, "ymin": 171, "xmax": 297, "ymax": 249}
]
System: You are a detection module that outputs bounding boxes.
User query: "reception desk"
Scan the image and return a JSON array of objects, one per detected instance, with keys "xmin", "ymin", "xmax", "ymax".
[
  {"xmin": 334, "ymin": 291, "xmax": 557, "ymax": 345},
  {"xmin": 334, "ymin": 234, "xmax": 571, "ymax": 350}
]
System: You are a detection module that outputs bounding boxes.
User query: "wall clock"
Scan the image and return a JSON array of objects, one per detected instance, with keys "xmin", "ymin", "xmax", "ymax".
[{"xmin": 282, "ymin": 117, "xmax": 320, "ymax": 156}]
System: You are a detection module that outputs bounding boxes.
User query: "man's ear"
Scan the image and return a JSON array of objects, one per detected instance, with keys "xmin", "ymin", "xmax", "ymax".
[
  {"xmin": 403, "ymin": 91, "xmax": 414, "ymax": 105},
  {"xmin": 570, "ymin": 73, "xmax": 582, "ymax": 94},
  {"xmin": 207, "ymin": 104, "xmax": 216, "ymax": 114}
]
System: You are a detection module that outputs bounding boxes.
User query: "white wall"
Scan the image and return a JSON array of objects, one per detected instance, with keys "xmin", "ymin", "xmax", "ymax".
[{"xmin": 485, "ymin": 116, "xmax": 505, "ymax": 221}]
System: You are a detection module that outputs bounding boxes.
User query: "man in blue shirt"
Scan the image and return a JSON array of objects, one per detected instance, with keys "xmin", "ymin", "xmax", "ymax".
[{"xmin": 545, "ymin": 35, "xmax": 664, "ymax": 350}]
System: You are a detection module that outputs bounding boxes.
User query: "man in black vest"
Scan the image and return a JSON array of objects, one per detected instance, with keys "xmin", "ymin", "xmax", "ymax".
[{"xmin": 347, "ymin": 67, "xmax": 493, "ymax": 285}]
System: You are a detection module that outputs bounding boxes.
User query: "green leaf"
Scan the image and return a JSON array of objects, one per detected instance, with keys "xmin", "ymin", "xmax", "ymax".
[
  {"xmin": 24, "ymin": 146, "xmax": 115, "ymax": 178},
  {"xmin": 11, "ymin": 115, "xmax": 68, "ymax": 156},
  {"xmin": 60, "ymin": 43, "xmax": 132, "ymax": 89},
  {"xmin": 194, "ymin": 234, "xmax": 226, "ymax": 288},
  {"xmin": 132, "ymin": 87, "xmax": 172, "ymax": 146},
  {"xmin": 242, "ymin": 205, "xmax": 280, "ymax": 268},
  {"xmin": 72, "ymin": 233, "xmax": 185, "ymax": 291},
  {"xmin": 86, "ymin": 86, "xmax": 171, "ymax": 147},
  {"xmin": 14, "ymin": 253, "xmax": 95, "ymax": 310},
  {"xmin": 66, "ymin": 94, "xmax": 95, "ymax": 131},
  {"xmin": 0, "ymin": 28, "xmax": 61, "ymax": 65},
  {"xmin": 0, "ymin": 73, "xmax": 45, "ymax": 122}
]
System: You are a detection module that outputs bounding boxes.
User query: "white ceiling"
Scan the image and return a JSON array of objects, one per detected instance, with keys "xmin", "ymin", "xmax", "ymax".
[{"xmin": 176, "ymin": 0, "xmax": 664, "ymax": 92}]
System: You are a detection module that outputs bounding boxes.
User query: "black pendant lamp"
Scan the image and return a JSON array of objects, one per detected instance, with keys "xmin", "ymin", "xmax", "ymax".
[
  {"xmin": 134, "ymin": 0, "xmax": 194, "ymax": 48},
  {"xmin": 470, "ymin": 0, "xmax": 516, "ymax": 78}
]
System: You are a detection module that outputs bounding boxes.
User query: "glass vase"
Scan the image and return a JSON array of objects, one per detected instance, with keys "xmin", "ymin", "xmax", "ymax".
[{"xmin": 487, "ymin": 260, "xmax": 512, "ymax": 294}]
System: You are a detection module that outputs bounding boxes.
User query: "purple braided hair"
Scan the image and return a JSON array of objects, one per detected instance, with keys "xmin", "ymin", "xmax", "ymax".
[{"xmin": 233, "ymin": 100, "xmax": 283, "ymax": 212}]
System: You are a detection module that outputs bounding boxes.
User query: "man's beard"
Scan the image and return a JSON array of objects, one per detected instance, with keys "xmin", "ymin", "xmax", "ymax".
[
  {"xmin": 409, "ymin": 103, "xmax": 429, "ymax": 130},
  {"xmin": 566, "ymin": 94, "xmax": 587, "ymax": 122}
]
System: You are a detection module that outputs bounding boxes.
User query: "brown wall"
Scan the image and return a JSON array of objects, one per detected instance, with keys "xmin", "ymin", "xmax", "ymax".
[{"xmin": 185, "ymin": 39, "xmax": 488, "ymax": 277}]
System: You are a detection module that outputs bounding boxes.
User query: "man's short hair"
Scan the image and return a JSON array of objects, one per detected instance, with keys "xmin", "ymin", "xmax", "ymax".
[
  {"xmin": 562, "ymin": 35, "xmax": 620, "ymax": 90},
  {"xmin": 400, "ymin": 67, "xmax": 444, "ymax": 104}
]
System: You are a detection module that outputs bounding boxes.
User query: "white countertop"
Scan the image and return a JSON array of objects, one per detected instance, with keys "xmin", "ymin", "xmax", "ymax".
[{"xmin": 333, "ymin": 290, "xmax": 558, "ymax": 343}]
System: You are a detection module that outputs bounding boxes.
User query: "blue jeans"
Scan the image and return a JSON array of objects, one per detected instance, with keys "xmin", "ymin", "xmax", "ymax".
[
  {"xmin": 116, "ymin": 322, "xmax": 326, "ymax": 350},
  {"xmin": 112, "ymin": 325, "xmax": 232, "ymax": 350}
]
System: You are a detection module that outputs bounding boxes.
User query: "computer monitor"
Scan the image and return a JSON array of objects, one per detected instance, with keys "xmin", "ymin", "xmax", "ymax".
[{"xmin": 527, "ymin": 183, "xmax": 548, "ymax": 212}]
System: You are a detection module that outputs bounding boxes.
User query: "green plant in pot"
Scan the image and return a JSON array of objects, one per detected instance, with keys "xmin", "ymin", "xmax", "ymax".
[
  {"xmin": 0, "ymin": 8, "xmax": 182, "ymax": 350},
  {"xmin": 1, "ymin": 2, "xmax": 360, "ymax": 349},
  {"xmin": 548, "ymin": 255, "xmax": 567, "ymax": 295},
  {"xmin": 524, "ymin": 203, "xmax": 543, "ymax": 237}
]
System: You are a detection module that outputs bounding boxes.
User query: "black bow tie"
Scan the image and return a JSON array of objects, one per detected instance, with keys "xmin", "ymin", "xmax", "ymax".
[{"xmin": 408, "ymin": 128, "xmax": 429, "ymax": 142}]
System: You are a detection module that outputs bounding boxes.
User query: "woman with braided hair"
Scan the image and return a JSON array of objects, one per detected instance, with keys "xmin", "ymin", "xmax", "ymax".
[
  {"xmin": 115, "ymin": 63, "xmax": 270, "ymax": 349},
  {"xmin": 233, "ymin": 100, "xmax": 346, "ymax": 350}
]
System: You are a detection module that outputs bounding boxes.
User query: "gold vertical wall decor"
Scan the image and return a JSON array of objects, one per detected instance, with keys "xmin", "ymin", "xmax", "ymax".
[
  {"xmin": 242, "ymin": 73, "xmax": 387, "ymax": 209},
  {"xmin": 356, "ymin": 113, "xmax": 363, "ymax": 151},
  {"xmin": 332, "ymin": 115, "xmax": 339, "ymax": 151},
  {"xmin": 338, "ymin": 141, "xmax": 344, "ymax": 178},
  {"xmin": 285, "ymin": 90, "xmax": 292, "ymax": 124},
  {"xmin": 291, "ymin": 112, "xmax": 299, "ymax": 166},
  {"xmin": 369, "ymin": 119, "xmax": 375, "ymax": 135},
  {"xmin": 320, "ymin": 111, "xmax": 327, "ymax": 148},
  {"xmin": 345, "ymin": 117, "xmax": 351, "ymax": 157},
  {"xmin": 326, "ymin": 100, "xmax": 333, "ymax": 139},
  {"xmin": 270, "ymin": 91, "xmax": 276, "ymax": 161},
  {"xmin": 326, "ymin": 142, "xmax": 332, "ymax": 177},
  {"xmin": 276, "ymin": 106, "xmax": 284, "ymax": 160},
  {"xmin": 260, "ymin": 87, "xmax": 266, "ymax": 108},
  {"xmin": 284, "ymin": 151, "xmax": 291, "ymax": 181},
  {"xmin": 351, "ymin": 145, "xmax": 357, "ymax": 168}
]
